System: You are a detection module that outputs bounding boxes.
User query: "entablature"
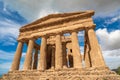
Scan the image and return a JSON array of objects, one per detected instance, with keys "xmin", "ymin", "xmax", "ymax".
[{"xmin": 18, "ymin": 10, "xmax": 95, "ymax": 41}]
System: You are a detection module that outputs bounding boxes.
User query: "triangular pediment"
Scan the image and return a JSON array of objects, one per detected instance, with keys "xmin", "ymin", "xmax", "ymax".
[
  {"xmin": 20, "ymin": 10, "xmax": 94, "ymax": 32},
  {"xmin": 18, "ymin": 10, "xmax": 95, "ymax": 41}
]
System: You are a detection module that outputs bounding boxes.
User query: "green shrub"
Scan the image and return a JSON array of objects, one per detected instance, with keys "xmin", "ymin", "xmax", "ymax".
[{"xmin": 116, "ymin": 67, "xmax": 120, "ymax": 75}]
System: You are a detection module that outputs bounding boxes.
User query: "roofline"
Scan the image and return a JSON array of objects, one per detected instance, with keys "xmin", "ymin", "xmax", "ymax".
[{"xmin": 20, "ymin": 10, "xmax": 94, "ymax": 32}]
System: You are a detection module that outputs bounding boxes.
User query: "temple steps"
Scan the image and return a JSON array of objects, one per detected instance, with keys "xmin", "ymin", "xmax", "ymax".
[{"xmin": 1, "ymin": 68, "xmax": 120, "ymax": 80}]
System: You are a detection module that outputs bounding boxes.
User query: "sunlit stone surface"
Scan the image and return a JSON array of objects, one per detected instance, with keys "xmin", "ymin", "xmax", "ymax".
[{"xmin": 1, "ymin": 10, "xmax": 120, "ymax": 80}]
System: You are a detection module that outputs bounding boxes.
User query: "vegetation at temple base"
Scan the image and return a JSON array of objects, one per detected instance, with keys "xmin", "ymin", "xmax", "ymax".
[
  {"xmin": 112, "ymin": 66, "xmax": 120, "ymax": 75},
  {"xmin": 116, "ymin": 67, "xmax": 120, "ymax": 75}
]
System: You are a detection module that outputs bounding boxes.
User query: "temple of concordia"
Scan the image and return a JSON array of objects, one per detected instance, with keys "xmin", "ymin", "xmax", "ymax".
[{"xmin": 1, "ymin": 10, "xmax": 120, "ymax": 80}]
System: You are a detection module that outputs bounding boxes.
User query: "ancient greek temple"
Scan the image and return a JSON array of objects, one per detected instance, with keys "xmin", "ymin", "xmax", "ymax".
[{"xmin": 1, "ymin": 10, "xmax": 120, "ymax": 80}]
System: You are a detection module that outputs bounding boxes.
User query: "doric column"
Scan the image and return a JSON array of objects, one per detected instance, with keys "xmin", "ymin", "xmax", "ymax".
[
  {"xmin": 55, "ymin": 34, "xmax": 63, "ymax": 69},
  {"xmin": 51, "ymin": 46, "xmax": 55, "ymax": 69},
  {"xmin": 86, "ymin": 28, "xmax": 106, "ymax": 67},
  {"xmin": 38, "ymin": 36, "xmax": 47, "ymax": 70},
  {"xmin": 84, "ymin": 31, "xmax": 91, "ymax": 67},
  {"xmin": 10, "ymin": 41, "xmax": 23, "ymax": 71},
  {"xmin": 23, "ymin": 39, "xmax": 34, "ymax": 70},
  {"xmin": 62, "ymin": 43, "xmax": 67, "ymax": 68},
  {"xmin": 32, "ymin": 49, "xmax": 38, "ymax": 69},
  {"xmin": 71, "ymin": 31, "xmax": 82, "ymax": 68}
]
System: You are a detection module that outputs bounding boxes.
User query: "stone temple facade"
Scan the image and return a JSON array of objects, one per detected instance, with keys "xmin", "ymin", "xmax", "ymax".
[{"xmin": 1, "ymin": 10, "xmax": 120, "ymax": 80}]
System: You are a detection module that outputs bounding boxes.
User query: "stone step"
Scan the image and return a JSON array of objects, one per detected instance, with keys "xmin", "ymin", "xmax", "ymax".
[
  {"xmin": 1, "ymin": 69, "xmax": 120, "ymax": 80},
  {"xmin": 2, "ymin": 75, "xmax": 120, "ymax": 80},
  {"xmin": 6, "ymin": 71, "xmax": 116, "ymax": 75}
]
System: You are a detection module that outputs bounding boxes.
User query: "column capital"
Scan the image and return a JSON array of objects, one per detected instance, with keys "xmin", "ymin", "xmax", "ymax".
[
  {"xmin": 17, "ymin": 39, "xmax": 25, "ymax": 43},
  {"xmin": 70, "ymin": 31, "xmax": 79, "ymax": 35},
  {"xmin": 55, "ymin": 33, "xmax": 63, "ymax": 36},
  {"xmin": 29, "ymin": 38, "xmax": 36, "ymax": 41},
  {"xmin": 85, "ymin": 24, "xmax": 96, "ymax": 30}
]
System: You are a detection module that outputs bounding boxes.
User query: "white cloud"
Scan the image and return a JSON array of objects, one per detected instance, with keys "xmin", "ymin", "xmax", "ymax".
[
  {"xmin": 0, "ymin": 62, "xmax": 11, "ymax": 70},
  {"xmin": 111, "ymin": 15, "xmax": 120, "ymax": 23},
  {"xmin": 103, "ymin": 49, "xmax": 120, "ymax": 58},
  {"xmin": 0, "ymin": 21, "xmax": 20, "ymax": 38},
  {"xmin": 38, "ymin": 8, "xmax": 59, "ymax": 18},
  {"xmin": 104, "ymin": 57, "xmax": 120, "ymax": 69},
  {"xmin": 0, "ymin": 2, "xmax": 27, "ymax": 46},
  {"xmin": 78, "ymin": 31, "xmax": 84, "ymax": 36},
  {"xmin": 104, "ymin": 15, "xmax": 120, "ymax": 25},
  {"xmin": 0, "ymin": 50, "xmax": 14, "ymax": 60},
  {"xmin": 103, "ymin": 50, "xmax": 120, "ymax": 69},
  {"xmin": 0, "ymin": 50, "xmax": 26, "ymax": 74},
  {"xmin": 80, "ymin": 46, "xmax": 84, "ymax": 55},
  {"xmin": 96, "ymin": 28, "xmax": 120, "ymax": 50},
  {"xmin": 4, "ymin": 0, "xmax": 56, "ymax": 21},
  {"xmin": 0, "ymin": 62, "xmax": 12, "ymax": 74},
  {"xmin": 0, "ymin": 50, "xmax": 26, "ymax": 61},
  {"xmin": 0, "ymin": 50, "xmax": 14, "ymax": 74},
  {"xmin": 0, "ymin": 20, "xmax": 21, "ymax": 46},
  {"xmin": 96, "ymin": 28, "xmax": 120, "ymax": 69},
  {"xmin": 4, "ymin": 0, "xmax": 120, "ymax": 21}
]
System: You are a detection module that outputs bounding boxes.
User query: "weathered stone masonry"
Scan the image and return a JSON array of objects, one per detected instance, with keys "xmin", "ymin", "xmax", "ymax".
[
  {"xmin": 1, "ymin": 10, "xmax": 120, "ymax": 80},
  {"xmin": 10, "ymin": 10, "xmax": 106, "ymax": 71}
]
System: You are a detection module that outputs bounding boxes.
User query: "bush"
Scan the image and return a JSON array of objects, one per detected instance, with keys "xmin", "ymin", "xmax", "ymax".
[{"xmin": 116, "ymin": 67, "xmax": 120, "ymax": 75}]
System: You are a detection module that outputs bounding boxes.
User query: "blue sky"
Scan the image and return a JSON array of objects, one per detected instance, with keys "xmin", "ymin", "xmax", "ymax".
[{"xmin": 0, "ymin": 0, "xmax": 120, "ymax": 76}]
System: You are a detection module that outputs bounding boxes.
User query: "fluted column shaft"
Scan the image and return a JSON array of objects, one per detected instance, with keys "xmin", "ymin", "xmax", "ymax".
[
  {"xmin": 10, "ymin": 41, "xmax": 23, "ymax": 71},
  {"xmin": 84, "ymin": 31, "xmax": 91, "ymax": 67},
  {"xmin": 38, "ymin": 36, "xmax": 47, "ymax": 70},
  {"xmin": 87, "ymin": 28, "xmax": 106, "ymax": 67},
  {"xmin": 71, "ymin": 31, "xmax": 82, "ymax": 68},
  {"xmin": 55, "ymin": 34, "xmax": 63, "ymax": 69},
  {"xmin": 23, "ymin": 39, "xmax": 34, "ymax": 70},
  {"xmin": 32, "ymin": 49, "xmax": 38, "ymax": 69}
]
